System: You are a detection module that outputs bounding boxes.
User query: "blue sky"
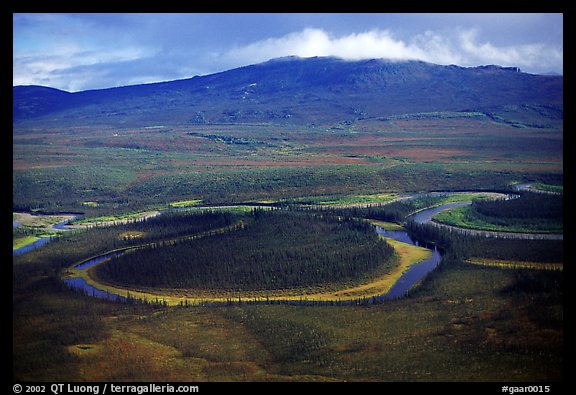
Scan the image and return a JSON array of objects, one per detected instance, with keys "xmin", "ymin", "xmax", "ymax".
[{"xmin": 13, "ymin": 13, "xmax": 563, "ymax": 92}]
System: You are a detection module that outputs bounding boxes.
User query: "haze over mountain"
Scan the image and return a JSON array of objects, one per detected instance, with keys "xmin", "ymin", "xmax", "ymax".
[{"xmin": 13, "ymin": 56, "xmax": 563, "ymax": 128}]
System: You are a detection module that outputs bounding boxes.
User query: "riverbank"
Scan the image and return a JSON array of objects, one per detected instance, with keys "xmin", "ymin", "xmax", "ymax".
[
  {"xmin": 12, "ymin": 210, "xmax": 162, "ymax": 255},
  {"xmin": 66, "ymin": 210, "xmax": 162, "ymax": 229},
  {"xmin": 14, "ymin": 194, "xmax": 563, "ymax": 381},
  {"xmin": 13, "ymin": 234, "xmax": 48, "ymax": 251},
  {"xmin": 16, "ymin": 190, "xmax": 558, "ymax": 305},
  {"xmin": 433, "ymin": 205, "xmax": 562, "ymax": 235}
]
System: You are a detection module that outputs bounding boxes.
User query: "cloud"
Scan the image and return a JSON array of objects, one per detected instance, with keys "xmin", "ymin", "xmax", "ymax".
[
  {"xmin": 457, "ymin": 28, "xmax": 563, "ymax": 73},
  {"xmin": 220, "ymin": 27, "xmax": 562, "ymax": 75},
  {"xmin": 221, "ymin": 28, "xmax": 432, "ymax": 65},
  {"xmin": 13, "ymin": 42, "xmax": 160, "ymax": 91}
]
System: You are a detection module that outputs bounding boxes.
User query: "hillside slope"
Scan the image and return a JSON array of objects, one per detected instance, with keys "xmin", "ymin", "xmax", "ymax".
[{"xmin": 13, "ymin": 56, "xmax": 563, "ymax": 127}]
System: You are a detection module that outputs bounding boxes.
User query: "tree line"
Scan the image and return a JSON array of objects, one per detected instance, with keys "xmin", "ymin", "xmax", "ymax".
[
  {"xmin": 473, "ymin": 191, "xmax": 562, "ymax": 222},
  {"xmin": 431, "ymin": 191, "xmax": 563, "ymax": 233}
]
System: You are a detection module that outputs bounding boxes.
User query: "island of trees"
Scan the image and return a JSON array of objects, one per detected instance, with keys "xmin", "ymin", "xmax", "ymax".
[{"xmin": 95, "ymin": 210, "xmax": 396, "ymax": 290}]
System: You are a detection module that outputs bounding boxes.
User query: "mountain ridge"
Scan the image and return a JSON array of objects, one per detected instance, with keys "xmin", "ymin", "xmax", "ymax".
[{"xmin": 13, "ymin": 56, "xmax": 563, "ymax": 127}]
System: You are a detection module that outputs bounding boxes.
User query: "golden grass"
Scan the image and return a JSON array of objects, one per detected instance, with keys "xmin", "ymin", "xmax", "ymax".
[
  {"xmin": 117, "ymin": 231, "xmax": 146, "ymax": 240},
  {"xmin": 67, "ymin": 343, "xmax": 103, "ymax": 357},
  {"xmin": 70, "ymin": 329, "xmax": 203, "ymax": 381},
  {"xmin": 169, "ymin": 199, "xmax": 202, "ymax": 208},
  {"xmin": 466, "ymin": 257, "xmax": 563, "ymax": 271},
  {"xmin": 69, "ymin": 319, "xmax": 341, "ymax": 381}
]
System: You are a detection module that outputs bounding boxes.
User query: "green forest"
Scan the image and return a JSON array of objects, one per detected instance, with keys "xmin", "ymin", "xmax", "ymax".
[
  {"xmin": 13, "ymin": 189, "xmax": 564, "ymax": 382},
  {"xmin": 95, "ymin": 210, "xmax": 396, "ymax": 290}
]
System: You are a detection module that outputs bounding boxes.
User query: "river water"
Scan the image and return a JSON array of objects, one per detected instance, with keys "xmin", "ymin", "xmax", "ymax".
[
  {"xmin": 373, "ymin": 227, "xmax": 442, "ymax": 300},
  {"xmin": 408, "ymin": 201, "xmax": 472, "ymax": 225},
  {"xmin": 64, "ymin": 277, "xmax": 128, "ymax": 302},
  {"xmin": 13, "ymin": 236, "xmax": 54, "ymax": 256}
]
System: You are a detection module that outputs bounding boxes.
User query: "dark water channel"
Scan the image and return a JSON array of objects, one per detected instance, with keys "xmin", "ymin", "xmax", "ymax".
[
  {"xmin": 13, "ymin": 236, "xmax": 54, "ymax": 256},
  {"xmin": 374, "ymin": 227, "xmax": 442, "ymax": 301},
  {"xmin": 408, "ymin": 201, "xmax": 472, "ymax": 225},
  {"xmin": 30, "ymin": 196, "xmax": 562, "ymax": 304},
  {"xmin": 64, "ymin": 250, "xmax": 132, "ymax": 302}
]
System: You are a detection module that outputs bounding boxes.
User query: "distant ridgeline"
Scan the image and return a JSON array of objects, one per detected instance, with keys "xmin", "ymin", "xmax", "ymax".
[{"xmin": 13, "ymin": 57, "xmax": 562, "ymax": 127}]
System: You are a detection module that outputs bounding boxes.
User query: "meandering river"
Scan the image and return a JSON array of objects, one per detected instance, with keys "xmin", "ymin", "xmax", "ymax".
[{"xmin": 14, "ymin": 190, "xmax": 562, "ymax": 304}]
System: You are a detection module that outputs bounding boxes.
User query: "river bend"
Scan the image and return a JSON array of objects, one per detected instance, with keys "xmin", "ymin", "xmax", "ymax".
[{"xmin": 13, "ymin": 191, "xmax": 562, "ymax": 303}]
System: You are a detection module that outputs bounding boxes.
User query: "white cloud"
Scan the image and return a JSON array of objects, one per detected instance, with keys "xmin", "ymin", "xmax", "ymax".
[
  {"xmin": 411, "ymin": 30, "xmax": 463, "ymax": 65},
  {"xmin": 220, "ymin": 27, "xmax": 562, "ymax": 74},
  {"xmin": 222, "ymin": 28, "xmax": 429, "ymax": 65},
  {"xmin": 13, "ymin": 45, "xmax": 157, "ymax": 91},
  {"xmin": 457, "ymin": 28, "xmax": 563, "ymax": 73}
]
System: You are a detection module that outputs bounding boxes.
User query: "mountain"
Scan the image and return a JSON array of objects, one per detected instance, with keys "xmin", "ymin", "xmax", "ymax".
[
  {"xmin": 13, "ymin": 56, "xmax": 563, "ymax": 127},
  {"xmin": 12, "ymin": 85, "xmax": 73, "ymax": 120}
]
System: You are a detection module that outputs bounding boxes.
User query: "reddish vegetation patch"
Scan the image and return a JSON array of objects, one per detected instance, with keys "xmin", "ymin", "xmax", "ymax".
[{"xmin": 132, "ymin": 169, "xmax": 174, "ymax": 184}]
